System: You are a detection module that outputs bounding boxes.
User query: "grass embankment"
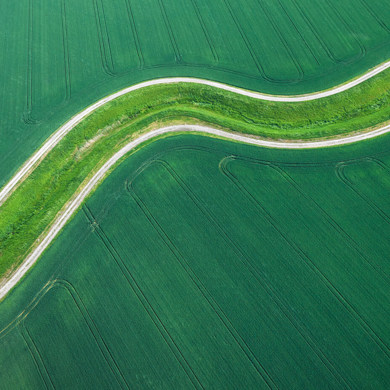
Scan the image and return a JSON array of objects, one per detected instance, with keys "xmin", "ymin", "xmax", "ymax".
[
  {"xmin": 2, "ymin": 0, "xmax": 390, "ymax": 185},
  {"xmin": 1, "ymin": 71, "xmax": 390, "ymax": 279}
]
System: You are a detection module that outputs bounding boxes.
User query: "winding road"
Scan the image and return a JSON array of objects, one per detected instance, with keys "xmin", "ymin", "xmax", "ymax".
[
  {"xmin": 2, "ymin": 59, "xmax": 390, "ymax": 207},
  {"xmin": 2, "ymin": 122, "xmax": 390, "ymax": 300},
  {"xmin": 1, "ymin": 60, "xmax": 390, "ymax": 299}
]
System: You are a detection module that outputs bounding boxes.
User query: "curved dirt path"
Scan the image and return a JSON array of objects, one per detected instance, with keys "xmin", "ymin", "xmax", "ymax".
[
  {"xmin": 1, "ymin": 59, "xmax": 390, "ymax": 207},
  {"xmin": 1, "ymin": 123, "xmax": 390, "ymax": 300}
]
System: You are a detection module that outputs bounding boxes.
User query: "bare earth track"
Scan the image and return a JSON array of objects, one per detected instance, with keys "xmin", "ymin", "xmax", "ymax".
[{"xmin": 1, "ymin": 61, "xmax": 390, "ymax": 299}]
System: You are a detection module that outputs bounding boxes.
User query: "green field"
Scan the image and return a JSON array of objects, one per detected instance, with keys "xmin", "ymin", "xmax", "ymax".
[
  {"xmin": 1, "ymin": 1, "xmax": 390, "ymax": 388},
  {"xmin": 1, "ymin": 0, "xmax": 390, "ymax": 186},
  {"xmin": 1, "ymin": 134, "xmax": 390, "ymax": 389}
]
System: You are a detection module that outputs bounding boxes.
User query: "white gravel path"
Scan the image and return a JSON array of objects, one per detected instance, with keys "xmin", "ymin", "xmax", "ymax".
[
  {"xmin": 2, "ymin": 61, "xmax": 390, "ymax": 299},
  {"xmin": 1, "ymin": 59, "xmax": 390, "ymax": 207},
  {"xmin": 1, "ymin": 122, "xmax": 390, "ymax": 300}
]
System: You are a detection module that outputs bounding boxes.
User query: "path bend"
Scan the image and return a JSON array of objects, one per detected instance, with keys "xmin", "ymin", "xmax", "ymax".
[
  {"xmin": 2, "ymin": 123, "xmax": 390, "ymax": 300},
  {"xmin": 1, "ymin": 59, "xmax": 390, "ymax": 206}
]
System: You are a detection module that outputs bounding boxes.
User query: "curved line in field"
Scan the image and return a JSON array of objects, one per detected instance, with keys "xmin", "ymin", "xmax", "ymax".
[
  {"xmin": 1, "ymin": 123, "xmax": 390, "ymax": 300},
  {"xmin": 1, "ymin": 58, "xmax": 390, "ymax": 206}
]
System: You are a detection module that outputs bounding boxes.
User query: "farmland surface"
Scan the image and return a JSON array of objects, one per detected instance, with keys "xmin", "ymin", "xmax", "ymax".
[
  {"xmin": 1, "ymin": 0, "xmax": 390, "ymax": 186},
  {"xmin": 1, "ymin": 134, "xmax": 390, "ymax": 389},
  {"xmin": 1, "ymin": 1, "xmax": 390, "ymax": 388}
]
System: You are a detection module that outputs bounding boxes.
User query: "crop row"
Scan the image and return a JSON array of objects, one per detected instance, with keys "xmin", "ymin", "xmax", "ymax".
[
  {"xmin": 125, "ymin": 148, "xmax": 390, "ymax": 387},
  {"xmin": 24, "ymin": 0, "xmax": 72, "ymax": 124},
  {"xmin": 128, "ymin": 160, "xmax": 276, "ymax": 388},
  {"xmin": 336, "ymin": 159, "xmax": 390, "ymax": 226},
  {"xmin": 221, "ymin": 156, "xmax": 390, "ymax": 357},
  {"xmin": 82, "ymin": 204, "xmax": 204, "ymax": 389},
  {"xmin": 20, "ymin": 0, "xmax": 390, "ymax": 122},
  {"xmin": 128, "ymin": 155, "xmax": 350, "ymax": 386}
]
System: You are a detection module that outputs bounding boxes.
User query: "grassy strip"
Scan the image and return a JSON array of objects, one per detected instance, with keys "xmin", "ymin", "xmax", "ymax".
[{"xmin": 1, "ymin": 72, "xmax": 390, "ymax": 279}]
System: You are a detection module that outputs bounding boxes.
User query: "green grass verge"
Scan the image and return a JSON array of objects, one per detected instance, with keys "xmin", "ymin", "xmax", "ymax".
[{"xmin": 1, "ymin": 71, "xmax": 390, "ymax": 279}]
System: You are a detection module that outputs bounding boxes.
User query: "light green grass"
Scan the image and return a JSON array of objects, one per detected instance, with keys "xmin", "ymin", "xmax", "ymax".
[{"xmin": 1, "ymin": 71, "xmax": 390, "ymax": 280}]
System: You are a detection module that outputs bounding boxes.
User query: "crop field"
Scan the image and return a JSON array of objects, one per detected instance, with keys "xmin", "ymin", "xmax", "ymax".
[
  {"xmin": 1, "ymin": 0, "xmax": 390, "ymax": 186},
  {"xmin": 1, "ymin": 1, "xmax": 390, "ymax": 388},
  {"xmin": 1, "ymin": 134, "xmax": 390, "ymax": 388}
]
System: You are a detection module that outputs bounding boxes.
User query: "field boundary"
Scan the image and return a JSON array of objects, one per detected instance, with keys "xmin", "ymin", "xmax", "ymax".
[
  {"xmin": 2, "ymin": 60, "xmax": 390, "ymax": 207},
  {"xmin": 1, "ymin": 122, "xmax": 390, "ymax": 300}
]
